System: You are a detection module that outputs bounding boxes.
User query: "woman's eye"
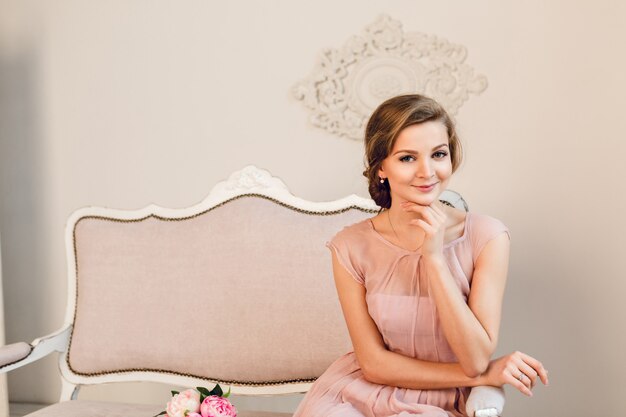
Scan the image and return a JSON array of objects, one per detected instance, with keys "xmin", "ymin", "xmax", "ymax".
[
  {"xmin": 433, "ymin": 151, "xmax": 448, "ymax": 159},
  {"xmin": 399, "ymin": 155, "xmax": 415, "ymax": 162}
]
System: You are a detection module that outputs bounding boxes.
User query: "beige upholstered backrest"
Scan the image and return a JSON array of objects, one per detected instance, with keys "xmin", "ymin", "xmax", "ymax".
[{"xmin": 66, "ymin": 191, "xmax": 376, "ymax": 389}]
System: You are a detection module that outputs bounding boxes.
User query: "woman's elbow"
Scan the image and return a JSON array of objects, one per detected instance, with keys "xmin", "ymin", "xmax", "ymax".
[
  {"xmin": 461, "ymin": 357, "xmax": 490, "ymax": 378},
  {"xmin": 461, "ymin": 365, "xmax": 483, "ymax": 379},
  {"xmin": 461, "ymin": 342, "xmax": 495, "ymax": 377},
  {"xmin": 361, "ymin": 365, "xmax": 381, "ymax": 384},
  {"xmin": 357, "ymin": 353, "xmax": 386, "ymax": 384}
]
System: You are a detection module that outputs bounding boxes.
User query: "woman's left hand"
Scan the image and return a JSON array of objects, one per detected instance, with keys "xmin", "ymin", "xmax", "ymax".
[{"xmin": 401, "ymin": 200, "xmax": 447, "ymax": 260}]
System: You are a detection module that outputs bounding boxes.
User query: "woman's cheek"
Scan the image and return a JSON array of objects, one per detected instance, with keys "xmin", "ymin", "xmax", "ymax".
[{"xmin": 436, "ymin": 162, "xmax": 453, "ymax": 179}]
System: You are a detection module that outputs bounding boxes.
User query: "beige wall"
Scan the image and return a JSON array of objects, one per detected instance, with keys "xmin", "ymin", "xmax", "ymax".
[
  {"xmin": 1, "ymin": 236, "xmax": 7, "ymax": 417},
  {"xmin": 1, "ymin": 1, "xmax": 625, "ymax": 416}
]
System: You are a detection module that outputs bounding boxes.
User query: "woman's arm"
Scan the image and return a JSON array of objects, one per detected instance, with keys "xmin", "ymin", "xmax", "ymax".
[
  {"xmin": 401, "ymin": 203, "xmax": 548, "ymax": 396},
  {"xmin": 422, "ymin": 232, "xmax": 510, "ymax": 377},
  {"xmin": 402, "ymin": 201, "xmax": 511, "ymax": 377},
  {"xmin": 330, "ymin": 249, "xmax": 486, "ymax": 389}
]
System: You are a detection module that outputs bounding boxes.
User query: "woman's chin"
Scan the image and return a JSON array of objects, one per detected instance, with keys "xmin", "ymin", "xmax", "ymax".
[
  {"xmin": 418, "ymin": 189, "xmax": 446, "ymax": 205},
  {"xmin": 402, "ymin": 196, "xmax": 438, "ymax": 206},
  {"xmin": 393, "ymin": 187, "xmax": 447, "ymax": 207}
]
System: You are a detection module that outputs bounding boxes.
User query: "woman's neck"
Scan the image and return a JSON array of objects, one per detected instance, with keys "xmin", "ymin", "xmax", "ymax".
[{"xmin": 385, "ymin": 204, "xmax": 426, "ymax": 243}]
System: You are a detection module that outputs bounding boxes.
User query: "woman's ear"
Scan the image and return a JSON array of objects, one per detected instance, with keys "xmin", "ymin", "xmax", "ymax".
[{"xmin": 378, "ymin": 166, "xmax": 385, "ymax": 178}]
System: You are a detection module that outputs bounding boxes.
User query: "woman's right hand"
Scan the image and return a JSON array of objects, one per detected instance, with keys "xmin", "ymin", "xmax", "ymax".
[{"xmin": 479, "ymin": 351, "xmax": 549, "ymax": 397}]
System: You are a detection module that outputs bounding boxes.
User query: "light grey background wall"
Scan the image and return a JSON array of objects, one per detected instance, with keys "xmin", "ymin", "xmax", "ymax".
[
  {"xmin": 0, "ymin": 237, "xmax": 7, "ymax": 416},
  {"xmin": 1, "ymin": 1, "xmax": 625, "ymax": 417}
]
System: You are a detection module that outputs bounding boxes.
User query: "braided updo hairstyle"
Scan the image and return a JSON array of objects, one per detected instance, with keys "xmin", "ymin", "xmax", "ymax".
[{"xmin": 362, "ymin": 94, "xmax": 463, "ymax": 210}]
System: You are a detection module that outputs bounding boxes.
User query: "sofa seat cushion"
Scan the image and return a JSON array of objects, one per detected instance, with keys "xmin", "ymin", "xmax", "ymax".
[{"xmin": 25, "ymin": 400, "xmax": 292, "ymax": 417}]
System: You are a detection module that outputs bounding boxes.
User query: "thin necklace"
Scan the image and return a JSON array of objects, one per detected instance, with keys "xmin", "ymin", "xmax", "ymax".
[{"xmin": 387, "ymin": 209, "xmax": 423, "ymax": 251}]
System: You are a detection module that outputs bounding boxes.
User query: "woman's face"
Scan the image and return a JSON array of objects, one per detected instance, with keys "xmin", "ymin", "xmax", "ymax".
[{"xmin": 378, "ymin": 121, "xmax": 453, "ymax": 207}]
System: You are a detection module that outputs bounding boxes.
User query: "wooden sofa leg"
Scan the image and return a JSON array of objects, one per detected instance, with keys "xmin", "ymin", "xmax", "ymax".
[{"xmin": 59, "ymin": 379, "xmax": 79, "ymax": 401}]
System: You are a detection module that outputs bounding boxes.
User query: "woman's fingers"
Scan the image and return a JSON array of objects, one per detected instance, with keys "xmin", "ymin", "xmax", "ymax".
[
  {"xmin": 506, "ymin": 370, "xmax": 533, "ymax": 397},
  {"xmin": 430, "ymin": 208, "xmax": 446, "ymax": 224},
  {"xmin": 518, "ymin": 352, "xmax": 549, "ymax": 385},
  {"xmin": 430, "ymin": 201, "xmax": 447, "ymax": 220},
  {"xmin": 402, "ymin": 202, "xmax": 428, "ymax": 215},
  {"xmin": 495, "ymin": 351, "xmax": 548, "ymax": 397},
  {"xmin": 516, "ymin": 358, "xmax": 539, "ymax": 389},
  {"xmin": 411, "ymin": 219, "xmax": 434, "ymax": 235},
  {"xmin": 402, "ymin": 204, "xmax": 444, "ymax": 228},
  {"xmin": 404, "ymin": 205, "xmax": 435, "ymax": 226},
  {"xmin": 507, "ymin": 363, "xmax": 531, "ymax": 391}
]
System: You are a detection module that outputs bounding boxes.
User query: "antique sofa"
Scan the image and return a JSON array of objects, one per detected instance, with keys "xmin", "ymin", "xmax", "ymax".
[{"xmin": 0, "ymin": 165, "xmax": 504, "ymax": 417}]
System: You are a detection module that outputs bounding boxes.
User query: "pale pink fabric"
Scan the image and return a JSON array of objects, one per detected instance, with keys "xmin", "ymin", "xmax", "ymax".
[{"xmin": 293, "ymin": 212, "xmax": 510, "ymax": 417}]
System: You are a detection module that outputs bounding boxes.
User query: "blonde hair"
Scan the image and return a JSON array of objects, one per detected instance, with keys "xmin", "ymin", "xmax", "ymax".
[{"xmin": 362, "ymin": 94, "xmax": 463, "ymax": 209}]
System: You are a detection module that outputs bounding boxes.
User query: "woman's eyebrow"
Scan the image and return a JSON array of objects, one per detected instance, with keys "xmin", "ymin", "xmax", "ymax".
[{"xmin": 392, "ymin": 144, "xmax": 449, "ymax": 155}]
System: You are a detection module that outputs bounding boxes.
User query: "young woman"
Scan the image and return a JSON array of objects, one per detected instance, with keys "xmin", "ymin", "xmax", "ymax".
[{"xmin": 293, "ymin": 95, "xmax": 548, "ymax": 417}]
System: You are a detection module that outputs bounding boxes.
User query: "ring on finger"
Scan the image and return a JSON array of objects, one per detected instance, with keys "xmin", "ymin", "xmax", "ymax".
[{"xmin": 517, "ymin": 373, "xmax": 525, "ymax": 382}]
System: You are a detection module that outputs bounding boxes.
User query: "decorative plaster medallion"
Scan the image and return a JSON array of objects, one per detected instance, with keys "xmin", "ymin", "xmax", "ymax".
[{"xmin": 292, "ymin": 15, "xmax": 488, "ymax": 140}]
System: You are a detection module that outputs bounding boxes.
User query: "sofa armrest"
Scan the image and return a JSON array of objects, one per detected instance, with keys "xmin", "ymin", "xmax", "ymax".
[
  {"xmin": 466, "ymin": 385, "xmax": 505, "ymax": 417},
  {"xmin": 0, "ymin": 342, "xmax": 32, "ymax": 368},
  {"xmin": 0, "ymin": 326, "xmax": 71, "ymax": 373}
]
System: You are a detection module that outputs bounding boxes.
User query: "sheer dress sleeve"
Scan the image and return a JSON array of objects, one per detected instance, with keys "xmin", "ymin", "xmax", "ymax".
[
  {"xmin": 469, "ymin": 214, "xmax": 511, "ymax": 264},
  {"xmin": 325, "ymin": 230, "xmax": 365, "ymax": 286}
]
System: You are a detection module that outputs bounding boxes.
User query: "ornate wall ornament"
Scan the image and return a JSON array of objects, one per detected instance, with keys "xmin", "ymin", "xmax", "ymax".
[{"xmin": 292, "ymin": 14, "xmax": 488, "ymax": 140}]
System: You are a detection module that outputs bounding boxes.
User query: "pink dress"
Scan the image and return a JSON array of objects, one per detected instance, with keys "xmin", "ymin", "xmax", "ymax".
[{"xmin": 293, "ymin": 212, "xmax": 510, "ymax": 417}]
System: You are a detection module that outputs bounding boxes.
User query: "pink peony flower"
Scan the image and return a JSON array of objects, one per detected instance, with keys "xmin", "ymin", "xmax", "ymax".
[
  {"xmin": 200, "ymin": 395, "xmax": 237, "ymax": 417},
  {"xmin": 166, "ymin": 389, "xmax": 201, "ymax": 417}
]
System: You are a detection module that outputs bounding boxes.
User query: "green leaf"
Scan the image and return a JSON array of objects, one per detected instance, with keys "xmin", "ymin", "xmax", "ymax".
[
  {"xmin": 209, "ymin": 384, "xmax": 223, "ymax": 397},
  {"xmin": 171, "ymin": 390, "xmax": 179, "ymax": 397},
  {"xmin": 223, "ymin": 386, "xmax": 231, "ymax": 398},
  {"xmin": 196, "ymin": 386, "xmax": 210, "ymax": 404},
  {"xmin": 152, "ymin": 411, "xmax": 167, "ymax": 417}
]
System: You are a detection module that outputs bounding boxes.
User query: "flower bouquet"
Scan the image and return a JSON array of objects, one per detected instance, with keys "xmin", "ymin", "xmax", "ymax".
[{"xmin": 154, "ymin": 384, "xmax": 237, "ymax": 417}]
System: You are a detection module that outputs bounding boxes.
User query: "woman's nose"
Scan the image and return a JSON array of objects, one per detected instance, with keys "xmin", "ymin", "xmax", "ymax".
[{"xmin": 416, "ymin": 159, "xmax": 434, "ymax": 178}]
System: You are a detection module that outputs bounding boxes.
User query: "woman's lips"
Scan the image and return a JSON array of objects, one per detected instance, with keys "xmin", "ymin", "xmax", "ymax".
[{"xmin": 413, "ymin": 182, "xmax": 437, "ymax": 192}]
